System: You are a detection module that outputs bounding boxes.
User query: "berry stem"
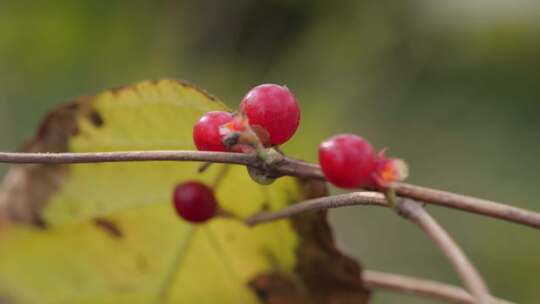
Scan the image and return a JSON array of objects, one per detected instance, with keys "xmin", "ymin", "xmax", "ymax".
[
  {"xmin": 253, "ymin": 136, "xmax": 270, "ymax": 162},
  {"xmin": 243, "ymin": 127, "xmax": 284, "ymax": 167},
  {"xmin": 384, "ymin": 187, "xmax": 398, "ymax": 208},
  {"xmin": 198, "ymin": 161, "xmax": 214, "ymax": 173}
]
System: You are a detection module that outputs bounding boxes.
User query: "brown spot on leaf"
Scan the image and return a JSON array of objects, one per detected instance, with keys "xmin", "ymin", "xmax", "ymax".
[
  {"xmin": 32, "ymin": 216, "xmax": 48, "ymax": 229},
  {"xmin": 88, "ymin": 110, "xmax": 104, "ymax": 127},
  {"xmin": 93, "ymin": 217, "xmax": 123, "ymax": 239},
  {"xmin": 0, "ymin": 99, "xmax": 85, "ymax": 227},
  {"xmin": 28, "ymin": 101, "xmax": 83, "ymax": 152},
  {"xmin": 64, "ymin": 102, "xmax": 79, "ymax": 111},
  {"xmin": 109, "ymin": 85, "xmax": 127, "ymax": 95},
  {"xmin": 261, "ymin": 202, "xmax": 270, "ymax": 211},
  {"xmin": 249, "ymin": 272, "xmax": 311, "ymax": 304},
  {"xmin": 174, "ymin": 79, "xmax": 217, "ymax": 101}
]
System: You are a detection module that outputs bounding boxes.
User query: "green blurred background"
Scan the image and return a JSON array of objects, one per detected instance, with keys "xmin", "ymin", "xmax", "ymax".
[{"xmin": 1, "ymin": 1, "xmax": 539, "ymax": 303}]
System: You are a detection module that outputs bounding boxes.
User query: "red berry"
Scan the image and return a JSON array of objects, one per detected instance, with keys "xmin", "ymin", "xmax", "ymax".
[
  {"xmin": 318, "ymin": 134, "xmax": 378, "ymax": 189},
  {"xmin": 240, "ymin": 84, "xmax": 300, "ymax": 146},
  {"xmin": 193, "ymin": 111, "xmax": 233, "ymax": 152},
  {"xmin": 172, "ymin": 181, "xmax": 218, "ymax": 223}
]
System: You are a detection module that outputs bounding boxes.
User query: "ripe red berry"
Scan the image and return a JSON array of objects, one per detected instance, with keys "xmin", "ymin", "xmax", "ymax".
[
  {"xmin": 319, "ymin": 134, "xmax": 378, "ymax": 189},
  {"xmin": 172, "ymin": 181, "xmax": 218, "ymax": 223},
  {"xmin": 240, "ymin": 84, "xmax": 300, "ymax": 146},
  {"xmin": 193, "ymin": 111, "xmax": 233, "ymax": 152}
]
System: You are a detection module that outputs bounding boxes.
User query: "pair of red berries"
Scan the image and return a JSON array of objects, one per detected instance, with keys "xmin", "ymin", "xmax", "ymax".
[{"xmin": 193, "ymin": 84, "xmax": 301, "ymax": 152}]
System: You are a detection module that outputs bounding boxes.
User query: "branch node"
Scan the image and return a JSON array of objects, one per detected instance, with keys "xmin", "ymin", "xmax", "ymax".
[{"xmin": 396, "ymin": 198, "xmax": 422, "ymax": 220}]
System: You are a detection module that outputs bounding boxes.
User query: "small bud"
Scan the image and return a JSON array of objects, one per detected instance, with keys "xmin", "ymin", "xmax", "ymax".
[{"xmin": 247, "ymin": 166, "xmax": 276, "ymax": 185}]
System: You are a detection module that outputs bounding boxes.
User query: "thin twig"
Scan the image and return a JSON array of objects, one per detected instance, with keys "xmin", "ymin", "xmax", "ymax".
[
  {"xmin": 0, "ymin": 150, "xmax": 539, "ymax": 229},
  {"xmin": 363, "ymin": 270, "xmax": 511, "ymax": 304},
  {"xmin": 246, "ymin": 192, "xmax": 387, "ymax": 226},
  {"xmin": 396, "ymin": 183, "xmax": 540, "ymax": 229},
  {"xmin": 396, "ymin": 199, "xmax": 492, "ymax": 304},
  {"xmin": 0, "ymin": 151, "xmax": 321, "ymax": 179}
]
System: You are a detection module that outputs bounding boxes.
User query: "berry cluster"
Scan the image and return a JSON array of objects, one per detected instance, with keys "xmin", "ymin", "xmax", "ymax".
[
  {"xmin": 177, "ymin": 84, "xmax": 301, "ymax": 223},
  {"xmin": 174, "ymin": 83, "xmax": 407, "ymax": 223},
  {"xmin": 193, "ymin": 84, "xmax": 300, "ymax": 152}
]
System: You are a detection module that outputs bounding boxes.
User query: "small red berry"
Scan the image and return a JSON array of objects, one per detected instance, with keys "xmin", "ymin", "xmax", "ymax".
[
  {"xmin": 319, "ymin": 134, "xmax": 378, "ymax": 189},
  {"xmin": 193, "ymin": 111, "xmax": 233, "ymax": 152},
  {"xmin": 172, "ymin": 181, "xmax": 218, "ymax": 223},
  {"xmin": 240, "ymin": 84, "xmax": 300, "ymax": 146}
]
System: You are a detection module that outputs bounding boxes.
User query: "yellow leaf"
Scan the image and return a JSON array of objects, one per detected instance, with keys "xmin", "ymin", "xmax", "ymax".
[{"xmin": 0, "ymin": 79, "xmax": 368, "ymax": 304}]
